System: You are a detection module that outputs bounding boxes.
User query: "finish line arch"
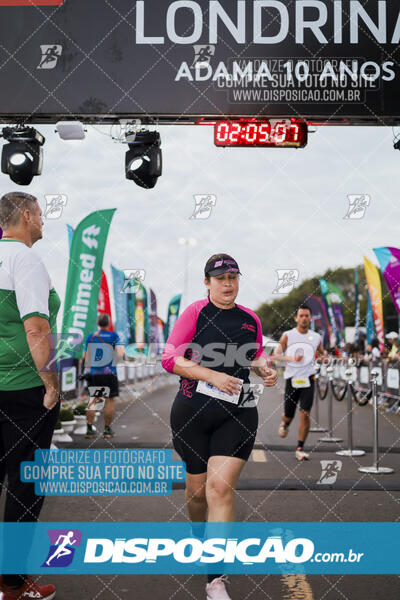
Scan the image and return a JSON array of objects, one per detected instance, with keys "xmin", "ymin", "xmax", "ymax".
[{"xmin": 0, "ymin": 0, "xmax": 399, "ymax": 126}]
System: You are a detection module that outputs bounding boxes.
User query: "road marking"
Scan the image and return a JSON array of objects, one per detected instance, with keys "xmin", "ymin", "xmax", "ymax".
[
  {"xmin": 281, "ymin": 574, "xmax": 314, "ymax": 600},
  {"xmin": 251, "ymin": 449, "xmax": 267, "ymax": 462}
]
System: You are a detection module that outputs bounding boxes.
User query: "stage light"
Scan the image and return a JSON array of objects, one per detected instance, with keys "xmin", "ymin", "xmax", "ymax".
[
  {"xmin": 1, "ymin": 126, "xmax": 45, "ymax": 185},
  {"xmin": 125, "ymin": 130, "xmax": 162, "ymax": 189}
]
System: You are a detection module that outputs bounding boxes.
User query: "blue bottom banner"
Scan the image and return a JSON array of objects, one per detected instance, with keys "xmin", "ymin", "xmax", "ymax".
[{"xmin": 0, "ymin": 522, "xmax": 398, "ymax": 574}]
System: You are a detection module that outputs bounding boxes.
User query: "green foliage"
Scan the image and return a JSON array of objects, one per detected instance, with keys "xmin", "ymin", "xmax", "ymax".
[
  {"xmin": 59, "ymin": 407, "xmax": 74, "ymax": 421},
  {"xmin": 73, "ymin": 403, "xmax": 87, "ymax": 416},
  {"xmin": 256, "ymin": 264, "xmax": 398, "ymax": 340}
]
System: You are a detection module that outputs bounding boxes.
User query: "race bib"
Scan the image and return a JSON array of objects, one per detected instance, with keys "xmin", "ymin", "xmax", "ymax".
[
  {"xmin": 291, "ymin": 377, "xmax": 310, "ymax": 388},
  {"xmin": 196, "ymin": 379, "xmax": 243, "ymax": 405}
]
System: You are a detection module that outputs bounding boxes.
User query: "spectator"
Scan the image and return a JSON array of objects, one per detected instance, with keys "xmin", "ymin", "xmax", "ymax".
[
  {"xmin": 0, "ymin": 192, "xmax": 59, "ymax": 600},
  {"xmin": 370, "ymin": 338, "xmax": 381, "ymax": 362},
  {"xmin": 386, "ymin": 331, "xmax": 399, "ymax": 361}
]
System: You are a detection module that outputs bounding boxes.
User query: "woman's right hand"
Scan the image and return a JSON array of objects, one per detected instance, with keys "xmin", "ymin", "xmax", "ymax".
[{"xmin": 208, "ymin": 371, "xmax": 243, "ymax": 396}]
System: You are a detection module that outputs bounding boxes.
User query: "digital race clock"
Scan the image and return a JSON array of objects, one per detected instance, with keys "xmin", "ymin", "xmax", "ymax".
[{"xmin": 214, "ymin": 119, "xmax": 307, "ymax": 148}]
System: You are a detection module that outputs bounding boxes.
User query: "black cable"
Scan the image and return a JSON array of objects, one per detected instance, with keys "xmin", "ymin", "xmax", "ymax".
[
  {"xmin": 331, "ymin": 382, "xmax": 348, "ymax": 402},
  {"xmin": 316, "ymin": 378, "xmax": 329, "ymax": 400},
  {"xmin": 350, "ymin": 383, "xmax": 371, "ymax": 406}
]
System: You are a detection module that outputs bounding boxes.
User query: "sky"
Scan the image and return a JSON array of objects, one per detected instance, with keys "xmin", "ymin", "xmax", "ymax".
[{"xmin": 0, "ymin": 122, "xmax": 399, "ymax": 329}]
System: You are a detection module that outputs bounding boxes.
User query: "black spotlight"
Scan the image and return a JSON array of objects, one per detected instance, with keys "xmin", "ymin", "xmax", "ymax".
[
  {"xmin": 125, "ymin": 130, "xmax": 162, "ymax": 189},
  {"xmin": 1, "ymin": 126, "xmax": 45, "ymax": 185}
]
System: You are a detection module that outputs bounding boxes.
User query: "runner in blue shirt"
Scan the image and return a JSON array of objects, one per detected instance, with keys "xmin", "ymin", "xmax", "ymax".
[{"xmin": 82, "ymin": 314, "xmax": 124, "ymax": 438}]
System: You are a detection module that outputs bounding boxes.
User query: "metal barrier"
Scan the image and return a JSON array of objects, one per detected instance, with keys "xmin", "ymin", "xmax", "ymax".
[
  {"xmin": 318, "ymin": 363, "xmax": 343, "ymax": 443},
  {"xmin": 310, "ymin": 357, "xmax": 398, "ymax": 471},
  {"xmin": 309, "ymin": 361, "xmax": 327, "ymax": 433},
  {"xmin": 358, "ymin": 369, "xmax": 394, "ymax": 475},
  {"xmin": 336, "ymin": 359, "xmax": 365, "ymax": 457},
  {"xmin": 60, "ymin": 354, "xmax": 174, "ymax": 401},
  {"xmin": 382, "ymin": 361, "xmax": 400, "ymax": 413}
]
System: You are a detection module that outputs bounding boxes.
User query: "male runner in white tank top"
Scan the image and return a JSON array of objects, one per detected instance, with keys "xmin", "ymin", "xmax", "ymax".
[{"xmin": 273, "ymin": 304, "xmax": 325, "ymax": 460}]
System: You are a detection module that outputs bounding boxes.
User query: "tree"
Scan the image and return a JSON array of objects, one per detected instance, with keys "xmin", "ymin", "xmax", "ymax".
[{"xmin": 256, "ymin": 265, "xmax": 397, "ymax": 339}]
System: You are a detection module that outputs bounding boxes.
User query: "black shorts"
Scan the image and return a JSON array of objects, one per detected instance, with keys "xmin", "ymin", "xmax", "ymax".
[
  {"xmin": 284, "ymin": 377, "xmax": 315, "ymax": 419},
  {"xmin": 86, "ymin": 373, "xmax": 119, "ymax": 398},
  {"xmin": 170, "ymin": 394, "xmax": 258, "ymax": 475}
]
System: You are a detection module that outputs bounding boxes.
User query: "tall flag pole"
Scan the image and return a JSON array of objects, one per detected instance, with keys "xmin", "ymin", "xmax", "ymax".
[
  {"xmin": 374, "ymin": 246, "xmax": 400, "ymax": 338},
  {"xmin": 111, "ymin": 265, "xmax": 130, "ymax": 345},
  {"xmin": 149, "ymin": 288, "xmax": 158, "ymax": 355},
  {"xmin": 366, "ymin": 288, "xmax": 375, "ymax": 344},
  {"xmin": 125, "ymin": 277, "xmax": 150, "ymax": 356},
  {"xmin": 374, "ymin": 246, "xmax": 400, "ymax": 312},
  {"xmin": 319, "ymin": 279, "xmax": 344, "ymax": 346},
  {"xmin": 354, "ymin": 269, "xmax": 360, "ymax": 345},
  {"xmin": 164, "ymin": 294, "xmax": 182, "ymax": 341},
  {"xmin": 363, "ymin": 255, "xmax": 385, "ymax": 352},
  {"xmin": 67, "ymin": 224, "xmax": 113, "ymax": 330},
  {"xmin": 305, "ymin": 294, "xmax": 331, "ymax": 348},
  {"xmin": 62, "ymin": 209, "xmax": 116, "ymax": 358}
]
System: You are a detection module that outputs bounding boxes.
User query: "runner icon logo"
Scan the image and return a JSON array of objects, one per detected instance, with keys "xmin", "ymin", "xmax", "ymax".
[
  {"xmin": 42, "ymin": 529, "xmax": 82, "ymax": 567},
  {"xmin": 317, "ymin": 460, "xmax": 342, "ymax": 485},
  {"xmin": 272, "ymin": 269, "xmax": 299, "ymax": 294},
  {"xmin": 344, "ymin": 194, "xmax": 370, "ymax": 219},
  {"xmin": 44, "ymin": 194, "xmax": 67, "ymax": 219},
  {"xmin": 189, "ymin": 194, "xmax": 216, "ymax": 219},
  {"xmin": 37, "ymin": 45, "xmax": 62, "ymax": 70},
  {"xmin": 191, "ymin": 44, "xmax": 215, "ymax": 68},
  {"xmin": 121, "ymin": 269, "xmax": 146, "ymax": 293}
]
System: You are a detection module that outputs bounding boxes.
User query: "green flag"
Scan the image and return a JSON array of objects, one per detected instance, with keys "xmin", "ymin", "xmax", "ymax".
[
  {"xmin": 125, "ymin": 278, "xmax": 150, "ymax": 357},
  {"xmin": 164, "ymin": 294, "xmax": 182, "ymax": 340},
  {"xmin": 62, "ymin": 209, "xmax": 116, "ymax": 358}
]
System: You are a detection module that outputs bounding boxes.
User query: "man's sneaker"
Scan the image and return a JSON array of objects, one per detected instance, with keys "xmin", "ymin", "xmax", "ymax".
[
  {"xmin": 85, "ymin": 424, "xmax": 95, "ymax": 438},
  {"xmin": 278, "ymin": 422, "xmax": 289, "ymax": 438},
  {"xmin": 206, "ymin": 576, "xmax": 231, "ymax": 600},
  {"xmin": 295, "ymin": 448, "xmax": 310, "ymax": 461},
  {"xmin": 103, "ymin": 426, "xmax": 115, "ymax": 438},
  {"xmin": 0, "ymin": 576, "xmax": 55, "ymax": 600}
]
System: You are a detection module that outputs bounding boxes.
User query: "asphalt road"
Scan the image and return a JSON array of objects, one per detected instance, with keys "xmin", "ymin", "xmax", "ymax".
[{"xmin": 2, "ymin": 374, "xmax": 399, "ymax": 599}]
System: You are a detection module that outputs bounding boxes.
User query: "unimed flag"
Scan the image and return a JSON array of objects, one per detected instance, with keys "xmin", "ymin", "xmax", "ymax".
[
  {"xmin": 68, "ymin": 224, "xmax": 113, "ymax": 330},
  {"xmin": 62, "ymin": 209, "xmax": 116, "ymax": 358}
]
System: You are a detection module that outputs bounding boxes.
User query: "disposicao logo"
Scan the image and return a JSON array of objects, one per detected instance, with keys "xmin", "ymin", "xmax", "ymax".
[
  {"xmin": 83, "ymin": 536, "xmax": 314, "ymax": 564},
  {"xmin": 42, "ymin": 529, "xmax": 82, "ymax": 567}
]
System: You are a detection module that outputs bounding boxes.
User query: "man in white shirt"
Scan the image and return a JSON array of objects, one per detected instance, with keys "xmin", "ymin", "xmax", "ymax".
[
  {"xmin": 273, "ymin": 304, "xmax": 324, "ymax": 461},
  {"xmin": 0, "ymin": 191, "xmax": 59, "ymax": 600}
]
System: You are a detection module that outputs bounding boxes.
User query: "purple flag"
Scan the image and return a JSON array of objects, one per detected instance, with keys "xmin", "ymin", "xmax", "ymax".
[
  {"xmin": 306, "ymin": 294, "xmax": 331, "ymax": 347},
  {"xmin": 373, "ymin": 247, "xmax": 400, "ymax": 314}
]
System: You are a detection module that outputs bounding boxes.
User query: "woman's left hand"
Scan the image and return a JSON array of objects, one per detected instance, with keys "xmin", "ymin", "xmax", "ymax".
[{"xmin": 258, "ymin": 367, "xmax": 278, "ymax": 387}]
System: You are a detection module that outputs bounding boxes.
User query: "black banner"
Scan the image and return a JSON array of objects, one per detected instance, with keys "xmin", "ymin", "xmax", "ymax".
[{"xmin": 0, "ymin": 0, "xmax": 399, "ymax": 123}]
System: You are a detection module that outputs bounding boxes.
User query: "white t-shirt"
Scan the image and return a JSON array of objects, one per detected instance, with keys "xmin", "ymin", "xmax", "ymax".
[
  {"xmin": 371, "ymin": 347, "xmax": 381, "ymax": 360},
  {"xmin": 283, "ymin": 327, "xmax": 322, "ymax": 379},
  {"xmin": 0, "ymin": 239, "xmax": 60, "ymax": 390}
]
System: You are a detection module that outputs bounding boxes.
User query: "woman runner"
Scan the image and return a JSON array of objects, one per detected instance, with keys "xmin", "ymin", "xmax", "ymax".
[{"xmin": 162, "ymin": 253, "xmax": 277, "ymax": 600}]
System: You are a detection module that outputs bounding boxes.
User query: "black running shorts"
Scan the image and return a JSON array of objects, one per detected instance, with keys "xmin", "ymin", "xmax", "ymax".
[
  {"xmin": 170, "ymin": 394, "xmax": 258, "ymax": 474},
  {"xmin": 86, "ymin": 373, "xmax": 119, "ymax": 398},
  {"xmin": 284, "ymin": 377, "xmax": 315, "ymax": 419}
]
